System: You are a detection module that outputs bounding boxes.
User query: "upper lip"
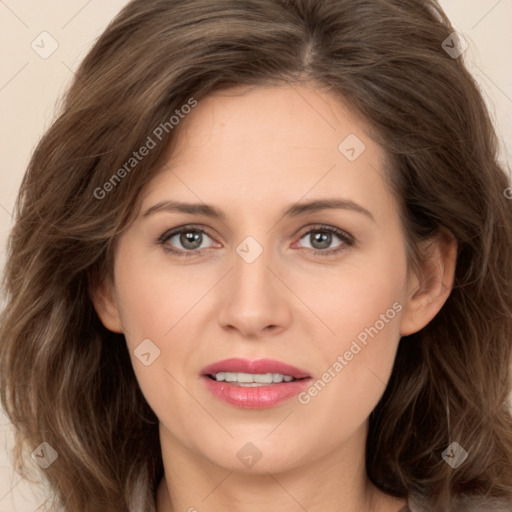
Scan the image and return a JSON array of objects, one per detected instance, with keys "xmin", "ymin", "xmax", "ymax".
[{"xmin": 201, "ymin": 358, "xmax": 311, "ymax": 379}]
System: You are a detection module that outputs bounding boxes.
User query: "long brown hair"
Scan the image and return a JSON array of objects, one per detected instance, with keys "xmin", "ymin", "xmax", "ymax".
[{"xmin": 1, "ymin": 0, "xmax": 511, "ymax": 511}]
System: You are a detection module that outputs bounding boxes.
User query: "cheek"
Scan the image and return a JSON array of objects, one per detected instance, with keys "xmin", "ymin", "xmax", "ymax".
[
  {"xmin": 112, "ymin": 259, "xmax": 193, "ymax": 426},
  {"xmin": 112, "ymin": 246, "xmax": 208, "ymax": 392},
  {"xmin": 296, "ymin": 310, "xmax": 403, "ymax": 445},
  {"xmin": 331, "ymin": 275, "xmax": 404, "ymax": 357},
  {"xmin": 114, "ymin": 246, "xmax": 204, "ymax": 342},
  {"xmin": 291, "ymin": 239, "xmax": 407, "ymax": 352},
  {"xmin": 295, "ymin": 238, "xmax": 406, "ymax": 413},
  {"xmin": 335, "ymin": 309, "xmax": 402, "ymax": 392}
]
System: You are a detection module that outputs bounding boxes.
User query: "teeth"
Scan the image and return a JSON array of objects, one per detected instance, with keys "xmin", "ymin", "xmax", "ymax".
[{"xmin": 212, "ymin": 372, "xmax": 295, "ymax": 385}]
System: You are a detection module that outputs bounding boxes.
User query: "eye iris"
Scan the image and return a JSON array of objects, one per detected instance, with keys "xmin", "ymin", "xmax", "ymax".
[
  {"xmin": 311, "ymin": 231, "xmax": 332, "ymax": 250},
  {"xmin": 181, "ymin": 231, "xmax": 202, "ymax": 250}
]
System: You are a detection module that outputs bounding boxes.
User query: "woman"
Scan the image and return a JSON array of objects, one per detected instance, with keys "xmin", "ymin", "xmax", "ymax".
[{"xmin": 1, "ymin": 0, "xmax": 511, "ymax": 511}]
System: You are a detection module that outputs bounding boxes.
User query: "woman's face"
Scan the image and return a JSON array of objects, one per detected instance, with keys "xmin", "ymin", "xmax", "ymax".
[{"xmin": 95, "ymin": 84, "xmax": 426, "ymax": 474}]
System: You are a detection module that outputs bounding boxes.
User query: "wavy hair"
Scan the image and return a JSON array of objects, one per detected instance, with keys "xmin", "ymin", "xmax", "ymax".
[{"xmin": 1, "ymin": 0, "xmax": 511, "ymax": 511}]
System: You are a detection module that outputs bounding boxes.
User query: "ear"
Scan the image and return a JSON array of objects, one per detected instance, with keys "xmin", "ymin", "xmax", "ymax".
[
  {"xmin": 400, "ymin": 228, "xmax": 458, "ymax": 336},
  {"xmin": 88, "ymin": 272, "xmax": 124, "ymax": 333}
]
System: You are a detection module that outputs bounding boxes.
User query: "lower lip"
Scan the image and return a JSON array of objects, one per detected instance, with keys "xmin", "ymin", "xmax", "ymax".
[{"xmin": 202, "ymin": 376, "xmax": 312, "ymax": 409}]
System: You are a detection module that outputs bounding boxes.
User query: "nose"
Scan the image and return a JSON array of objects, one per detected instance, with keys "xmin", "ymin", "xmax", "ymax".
[{"xmin": 217, "ymin": 240, "xmax": 292, "ymax": 339}]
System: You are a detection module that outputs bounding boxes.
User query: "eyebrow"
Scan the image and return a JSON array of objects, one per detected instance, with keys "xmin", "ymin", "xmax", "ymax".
[{"xmin": 142, "ymin": 198, "xmax": 375, "ymax": 222}]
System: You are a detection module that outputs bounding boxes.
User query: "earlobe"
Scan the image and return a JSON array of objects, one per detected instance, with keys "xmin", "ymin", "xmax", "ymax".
[
  {"xmin": 400, "ymin": 229, "xmax": 458, "ymax": 337},
  {"xmin": 88, "ymin": 274, "xmax": 124, "ymax": 334}
]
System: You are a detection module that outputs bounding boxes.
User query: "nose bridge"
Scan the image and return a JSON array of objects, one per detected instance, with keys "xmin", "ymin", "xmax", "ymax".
[
  {"xmin": 231, "ymin": 234, "xmax": 275, "ymax": 300},
  {"xmin": 217, "ymin": 232, "xmax": 290, "ymax": 335}
]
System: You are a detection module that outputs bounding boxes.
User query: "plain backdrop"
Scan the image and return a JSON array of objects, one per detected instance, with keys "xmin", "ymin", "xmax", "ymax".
[{"xmin": 1, "ymin": 1, "xmax": 512, "ymax": 511}]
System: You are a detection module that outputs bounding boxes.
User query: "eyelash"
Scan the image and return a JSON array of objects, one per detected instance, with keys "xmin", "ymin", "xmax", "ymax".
[{"xmin": 157, "ymin": 224, "xmax": 355, "ymax": 258}]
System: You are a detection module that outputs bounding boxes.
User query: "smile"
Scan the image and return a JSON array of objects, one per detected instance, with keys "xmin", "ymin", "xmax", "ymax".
[{"xmin": 200, "ymin": 358, "xmax": 312, "ymax": 409}]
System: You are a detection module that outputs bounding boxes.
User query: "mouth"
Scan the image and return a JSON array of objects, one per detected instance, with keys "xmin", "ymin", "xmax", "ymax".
[
  {"xmin": 200, "ymin": 357, "xmax": 311, "ymax": 380},
  {"xmin": 200, "ymin": 358, "xmax": 312, "ymax": 409}
]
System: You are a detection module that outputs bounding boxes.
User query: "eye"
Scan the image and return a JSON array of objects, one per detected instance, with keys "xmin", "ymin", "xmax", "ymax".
[
  {"xmin": 157, "ymin": 224, "xmax": 355, "ymax": 258},
  {"xmin": 157, "ymin": 225, "xmax": 218, "ymax": 256},
  {"xmin": 295, "ymin": 225, "xmax": 354, "ymax": 256}
]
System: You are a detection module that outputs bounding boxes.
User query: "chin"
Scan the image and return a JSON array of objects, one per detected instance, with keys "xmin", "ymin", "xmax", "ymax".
[{"xmin": 199, "ymin": 442, "xmax": 306, "ymax": 475}]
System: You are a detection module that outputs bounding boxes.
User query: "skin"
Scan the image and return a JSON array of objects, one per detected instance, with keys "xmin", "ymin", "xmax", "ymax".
[{"xmin": 92, "ymin": 83, "xmax": 457, "ymax": 512}]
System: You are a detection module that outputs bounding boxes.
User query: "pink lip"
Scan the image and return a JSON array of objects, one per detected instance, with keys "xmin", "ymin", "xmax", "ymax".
[{"xmin": 200, "ymin": 358, "xmax": 312, "ymax": 409}]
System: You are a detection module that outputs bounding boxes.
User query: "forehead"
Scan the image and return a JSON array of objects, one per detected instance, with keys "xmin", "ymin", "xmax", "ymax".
[
  {"xmin": 172, "ymin": 83, "xmax": 369, "ymax": 155},
  {"xmin": 141, "ymin": 84, "xmax": 396, "ymax": 223}
]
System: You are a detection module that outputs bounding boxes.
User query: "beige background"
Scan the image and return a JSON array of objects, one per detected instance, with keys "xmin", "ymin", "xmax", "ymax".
[{"xmin": 1, "ymin": 1, "xmax": 512, "ymax": 510}]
